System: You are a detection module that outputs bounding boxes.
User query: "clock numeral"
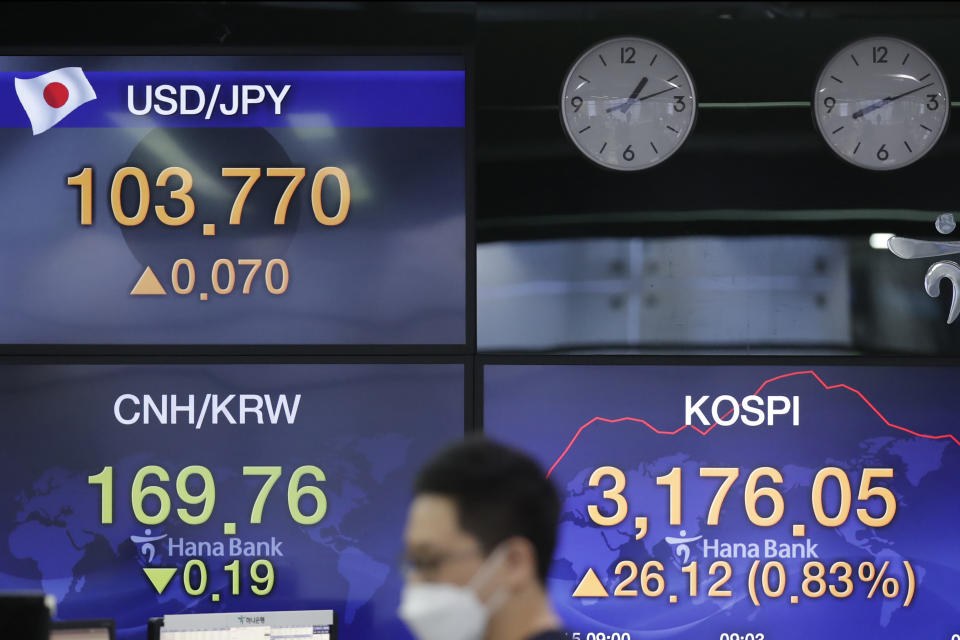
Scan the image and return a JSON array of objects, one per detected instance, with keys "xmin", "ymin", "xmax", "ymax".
[
  {"xmin": 877, "ymin": 144, "xmax": 889, "ymax": 161},
  {"xmin": 872, "ymin": 46, "xmax": 888, "ymax": 64},
  {"xmin": 824, "ymin": 96, "xmax": 836, "ymax": 114},
  {"xmin": 620, "ymin": 47, "xmax": 636, "ymax": 64},
  {"xmin": 673, "ymin": 96, "xmax": 686, "ymax": 112},
  {"xmin": 571, "ymin": 96, "xmax": 584, "ymax": 113},
  {"xmin": 622, "ymin": 145, "xmax": 635, "ymax": 161},
  {"xmin": 926, "ymin": 94, "xmax": 940, "ymax": 110}
]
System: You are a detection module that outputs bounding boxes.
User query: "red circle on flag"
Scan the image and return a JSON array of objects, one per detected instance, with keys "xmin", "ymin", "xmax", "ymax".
[{"xmin": 43, "ymin": 82, "xmax": 70, "ymax": 108}]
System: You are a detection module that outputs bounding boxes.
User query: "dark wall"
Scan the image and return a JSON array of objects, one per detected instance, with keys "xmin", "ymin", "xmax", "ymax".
[
  {"xmin": 5, "ymin": 1, "xmax": 960, "ymax": 353},
  {"xmin": 475, "ymin": 2, "xmax": 960, "ymax": 240},
  {"xmin": 7, "ymin": 1, "xmax": 960, "ymax": 240},
  {"xmin": 0, "ymin": 2, "xmax": 474, "ymax": 48}
]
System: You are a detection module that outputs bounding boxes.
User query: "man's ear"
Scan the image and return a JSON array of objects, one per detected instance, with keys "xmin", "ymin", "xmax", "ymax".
[{"xmin": 501, "ymin": 536, "xmax": 539, "ymax": 587}]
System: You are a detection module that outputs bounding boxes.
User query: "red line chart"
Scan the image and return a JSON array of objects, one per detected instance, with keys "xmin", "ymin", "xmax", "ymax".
[{"xmin": 545, "ymin": 369, "xmax": 960, "ymax": 478}]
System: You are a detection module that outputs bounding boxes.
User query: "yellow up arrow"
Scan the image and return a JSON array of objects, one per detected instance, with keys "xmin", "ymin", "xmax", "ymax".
[
  {"xmin": 131, "ymin": 266, "xmax": 167, "ymax": 296},
  {"xmin": 572, "ymin": 568, "xmax": 609, "ymax": 598}
]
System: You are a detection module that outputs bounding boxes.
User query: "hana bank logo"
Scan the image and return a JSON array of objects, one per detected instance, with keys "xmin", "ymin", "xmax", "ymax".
[
  {"xmin": 131, "ymin": 528, "xmax": 168, "ymax": 565},
  {"xmin": 889, "ymin": 213, "xmax": 960, "ymax": 324},
  {"xmin": 665, "ymin": 529, "xmax": 702, "ymax": 566}
]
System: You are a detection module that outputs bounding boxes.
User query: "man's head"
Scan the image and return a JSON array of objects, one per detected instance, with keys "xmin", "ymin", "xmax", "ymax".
[{"xmin": 402, "ymin": 437, "xmax": 561, "ymax": 593}]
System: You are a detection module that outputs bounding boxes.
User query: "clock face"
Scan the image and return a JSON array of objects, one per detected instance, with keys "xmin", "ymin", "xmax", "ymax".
[
  {"xmin": 814, "ymin": 37, "xmax": 949, "ymax": 170},
  {"xmin": 560, "ymin": 37, "xmax": 697, "ymax": 171}
]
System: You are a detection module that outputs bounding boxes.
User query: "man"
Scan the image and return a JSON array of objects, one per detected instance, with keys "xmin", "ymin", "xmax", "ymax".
[{"xmin": 399, "ymin": 437, "xmax": 567, "ymax": 640}]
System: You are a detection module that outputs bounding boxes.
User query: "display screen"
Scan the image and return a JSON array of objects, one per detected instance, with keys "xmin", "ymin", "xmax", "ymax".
[
  {"xmin": 50, "ymin": 628, "xmax": 111, "ymax": 640},
  {"xmin": 160, "ymin": 609, "xmax": 333, "ymax": 640},
  {"xmin": 0, "ymin": 56, "xmax": 465, "ymax": 344},
  {"xmin": 0, "ymin": 363, "xmax": 464, "ymax": 639},
  {"xmin": 483, "ymin": 363, "xmax": 960, "ymax": 639}
]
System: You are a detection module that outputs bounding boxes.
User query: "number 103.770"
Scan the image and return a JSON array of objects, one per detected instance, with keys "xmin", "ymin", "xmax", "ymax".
[{"xmin": 65, "ymin": 166, "xmax": 350, "ymax": 227}]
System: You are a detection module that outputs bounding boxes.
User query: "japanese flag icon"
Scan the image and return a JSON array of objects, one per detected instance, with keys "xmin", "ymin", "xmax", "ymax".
[{"xmin": 15, "ymin": 67, "xmax": 97, "ymax": 135}]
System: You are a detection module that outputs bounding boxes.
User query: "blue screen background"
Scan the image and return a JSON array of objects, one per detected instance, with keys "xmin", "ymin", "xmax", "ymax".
[
  {"xmin": 0, "ymin": 56, "xmax": 465, "ymax": 344},
  {"xmin": 0, "ymin": 363, "xmax": 464, "ymax": 639},
  {"xmin": 484, "ymin": 364, "xmax": 960, "ymax": 639}
]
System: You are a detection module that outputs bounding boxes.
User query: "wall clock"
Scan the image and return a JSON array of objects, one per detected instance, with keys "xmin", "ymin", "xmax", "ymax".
[
  {"xmin": 560, "ymin": 37, "xmax": 697, "ymax": 171},
  {"xmin": 814, "ymin": 36, "xmax": 949, "ymax": 170}
]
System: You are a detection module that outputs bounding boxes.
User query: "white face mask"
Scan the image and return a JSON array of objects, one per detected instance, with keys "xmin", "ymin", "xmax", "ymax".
[{"xmin": 398, "ymin": 548, "xmax": 507, "ymax": 640}]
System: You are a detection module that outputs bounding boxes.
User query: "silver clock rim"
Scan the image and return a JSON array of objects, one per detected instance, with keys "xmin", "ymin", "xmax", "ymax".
[
  {"xmin": 559, "ymin": 35, "xmax": 698, "ymax": 172},
  {"xmin": 812, "ymin": 35, "xmax": 950, "ymax": 172}
]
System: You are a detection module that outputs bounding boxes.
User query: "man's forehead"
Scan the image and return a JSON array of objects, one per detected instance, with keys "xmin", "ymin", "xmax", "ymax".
[{"xmin": 404, "ymin": 493, "xmax": 472, "ymax": 548}]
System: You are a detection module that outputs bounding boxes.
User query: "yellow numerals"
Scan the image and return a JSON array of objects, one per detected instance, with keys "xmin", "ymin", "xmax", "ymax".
[
  {"xmin": 66, "ymin": 166, "xmax": 350, "ymax": 227},
  {"xmin": 88, "ymin": 464, "xmax": 327, "ymax": 526},
  {"xmin": 186, "ymin": 559, "xmax": 276, "ymax": 599},
  {"xmin": 223, "ymin": 559, "xmax": 276, "ymax": 596},
  {"xmin": 66, "ymin": 167, "xmax": 93, "ymax": 225},
  {"xmin": 170, "ymin": 258, "xmax": 289, "ymax": 297},
  {"xmin": 585, "ymin": 465, "xmax": 897, "ymax": 530},
  {"xmin": 107, "ymin": 166, "xmax": 195, "ymax": 227},
  {"xmin": 130, "ymin": 465, "xmax": 214, "ymax": 526},
  {"xmin": 222, "ymin": 168, "xmax": 261, "ymax": 225},
  {"xmin": 587, "ymin": 466, "xmax": 628, "ymax": 526}
]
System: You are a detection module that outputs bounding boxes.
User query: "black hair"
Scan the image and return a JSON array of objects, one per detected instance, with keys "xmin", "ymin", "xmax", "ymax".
[{"xmin": 414, "ymin": 437, "xmax": 561, "ymax": 584}]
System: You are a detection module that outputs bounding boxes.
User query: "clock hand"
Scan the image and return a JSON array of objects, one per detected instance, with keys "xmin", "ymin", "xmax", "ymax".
[
  {"xmin": 605, "ymin": 83, "xmax": 684, "ymax": 114},
  {"xmin": 851, "ymin": 82, "xmax": 936, "ymax": 119},
  {"xmin": 606, "ymin": 77, "xmax": 649, "ymax": 113},
  {"xmin": 628, "ymin": 77, "xmax": 649, "ymax": 101},
  {"xmin": 632, "ymin": 85, "xmax": 678, "ymax": 102},
  {"xmin": 619, "ymin": 77, "xmax": 649, "ymax": 113},
  {"xmin": 889, "ymin": 81, "xmax": 936, "ymax": 102}
]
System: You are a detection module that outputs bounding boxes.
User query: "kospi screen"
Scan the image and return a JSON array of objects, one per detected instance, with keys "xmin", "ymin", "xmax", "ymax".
[
  {"xmin": 0, "ymin": 56, "xmax": 466, "ymax": 344},
  {"xmin": 483, "ymin": 363, "xmax": 960, "ymax": 640},
  {"xmin": 0, "ymin": 363, "xmax": 465, "ymax": 639}
]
